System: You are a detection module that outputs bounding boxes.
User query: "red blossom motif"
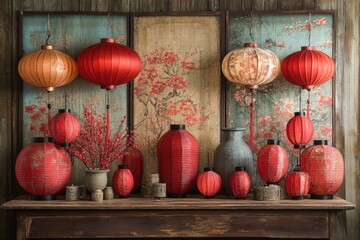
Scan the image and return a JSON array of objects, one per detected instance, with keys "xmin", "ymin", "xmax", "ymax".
[{"xmin": 24, "ymin": 104, "xmax": 50, "ymax": 136}]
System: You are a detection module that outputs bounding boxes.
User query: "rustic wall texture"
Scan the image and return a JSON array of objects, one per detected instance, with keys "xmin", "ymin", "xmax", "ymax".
[{"xmin": 0, "ymin": 0, "xmax": 359, "ymax": 239}]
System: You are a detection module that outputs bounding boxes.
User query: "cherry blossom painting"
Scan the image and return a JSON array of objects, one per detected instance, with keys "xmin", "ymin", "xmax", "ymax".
[{"xmin": 134, "ymin": 15, "xmax": 221, "ymax": 175}]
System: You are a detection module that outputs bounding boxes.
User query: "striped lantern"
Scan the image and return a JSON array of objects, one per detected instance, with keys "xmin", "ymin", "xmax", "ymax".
[
  {"xmin": 77, "ymin": 38, "xmax": 142, "ymax": 90},
  {"xmin": 112, "ymin": 165, "xmax": 134, "ymax": 198},
  {"xmin": 18, "ymin": 45, "xmax": 78, "ymax": 92},
  {"xmin": 50, "ymin": 109, "xmax": 81, "ymax": 147},
  {"xmin": 230, "ymin": 167, "xmax": 251, "ymax": 199},
  {"xmin": 15, "ymin": 137, "xmax": 71, "ymax": 200},
  {"xmin": 257, "ymin": 139, "xmax": 289, "ymax": 184},
  {"xmin": 285, "ymin": 170, "xmax": 310, "ymax": 200},
  {"xmin": 197, "ymin": 167, "xmax": 222, "ymax": 198},
  {"xmin": 300, "ymin": 140, "xmax": 344, "ymax": 199},
  {"xmin": 286, "ymin": 112, "xmax": 314, "ymax": 149},
  {"xmin": 157, "ymin": 124, "xmax": 199, "ymax": 197},
  {"xmin": 122, "ymin": 147, "xmax": 144, "ymax": 191}
]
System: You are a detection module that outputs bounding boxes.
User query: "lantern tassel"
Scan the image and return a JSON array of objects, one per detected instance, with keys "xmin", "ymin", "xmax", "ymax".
[
  {"xmin": 106, "ymin": 90, "xmax": 111, "ymax": 151},
  {"xmin": 47, "ymin": 91, "xmax": 51, "ymax": 136},
  {"xmin": 250, "ymin": 90, "xmax": 255, "ymax": 145}
]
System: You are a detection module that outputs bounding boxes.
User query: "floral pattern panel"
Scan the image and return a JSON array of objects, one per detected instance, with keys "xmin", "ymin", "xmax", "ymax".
[
  {"xmin": 134, "ymin": 16, "xmax": 221, "ymax": 176},
  {"xmin": 227, "ymin": 14, "xmax": 334, "ymax": 186}
]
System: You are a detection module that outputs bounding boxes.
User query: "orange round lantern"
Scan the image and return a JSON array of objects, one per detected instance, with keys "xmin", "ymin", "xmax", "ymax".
[{"xmin": 18, "ymin": 45, "xmax": 78, "ymax": 92}]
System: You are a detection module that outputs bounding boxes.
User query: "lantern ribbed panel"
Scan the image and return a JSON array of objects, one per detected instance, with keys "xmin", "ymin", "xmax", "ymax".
[
  {"xmin": 230, "ymin": 169, "xmax": 251, "ymax": 199},
  {"xmin": 197, "ymin": 169, "xmax": 222, "ymax": 197},
  {"xmin": 285, "ymin": 171, "xmax": 310, "ymax": 199},
  {"xmin": 157, "ymin": 125, "xmax": 199, "ymax": 196},
  {"xmin": 257, "ymin": 141, "xmax": 289, "ymax": 184},
  {"xmin": 113, "ymin": 166, "xmax": 134, "ymax": 197},
  {"xmin": 281, "ymin": 46, "xmax": 335, "ymax": 90},
  {"xmin": 77, "ymin": 38, "xmax": 142, "ymax": 90},
  {"xmin": 50, "ymin": 110, "xmax": 80, "ymax": 146},
  {"xmin": 286, "ymin": 113, "xmax": 314, "ymax": 147},
  {"xmin": 18, "ymin": 45, "xmax": 78, "ymax": 92},
  {"xmin": 122, "ymin": 147, "xmax": 144, "ymax": 190},
  {"xmin": 222, "ymin": 42, "xmax": 280, "ymax": 89},
  {"xmin": 15, "ymin": 138, "xmax": 71, "ymax": 196}
]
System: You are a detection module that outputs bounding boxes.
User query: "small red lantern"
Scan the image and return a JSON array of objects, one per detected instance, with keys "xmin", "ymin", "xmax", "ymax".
[
  {"xmin": 112, "ymin": 165, "xmax": 134, "ymax": 198},
  {"xmin": 230, "ymin": 167, "xmax": 251, "ymax": 199},
  {"xmin": 300, "ymin": 140, "xmax": 344, "ymax": 199},
  {"xmin": 286, "ymin": 112, "xmax": 314, "ymax": 149},
  {"xmin": 50, "ymin": 109, "xmax": 81, "ymax": 147},
  {"xmin": 15, "ymin": 137, "xmax": 71, "ymax": 200},
  {"xmin": 157, "ymin": 124, "xmax": 199, "ymax": 197},
  {"xmin": 285, "ymin": 169, "xmax": 310, "ymax": 200},
  {"xmin": 257, "ymin": 139, "xmax": 289, "ymax": 184},
  {"xmin": 197, "ymin": 167, "xmax": 222, "ymax": 198},
  {"xmin": 77, "ymin": 38, "xmax": 142, "ymax": 90},
  {"xmin": 122, "ymin": 147, "xmax": 144, "ymax": 191}
]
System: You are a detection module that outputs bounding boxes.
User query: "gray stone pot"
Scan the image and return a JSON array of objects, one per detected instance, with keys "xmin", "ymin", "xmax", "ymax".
[
  {"xmin": 214, "ymin": 128, "xmax": 254, "ymax": 195},
  {"xmin": 84, "ymin": 169, "xmax": 110, "ymax": 192}
]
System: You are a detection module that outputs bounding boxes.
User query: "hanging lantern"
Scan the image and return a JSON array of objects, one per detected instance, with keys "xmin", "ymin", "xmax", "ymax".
[
  {"xmin": 300, "ymin": 140, "xmax": 344, "ymax": 199},
  {"xmin": 77, "ymin": 38, "xmax": 142, "ymax": 90},
  {"xmin": 112, "ymin": 165, "xmax": 134, "ymax": 198},
  {"xmin": 197, "ymin": 167, "xmax": 222, "ymax": 198},
  {"xmin": 286, "ymin": 112, "xmax": 314, "ymax": 149},
  {"xmin": 122, "ymin": 147, "xmax": 144, "ymax": 191},
  {"xmin": 230, "ymin": 167, "xmax": 251, "ymax": 199},
  {"xmin": 257, "ymin": 139, "xmax": 289, "ymax": 184},
  {"xmin": 285, "ymin": 169, "xmax": 310, "ymax": 200},
  {"xmin": 15, "ymin": 137, "xmax": 71, "ymax": 200},
  {"xmin": 157, "ymin": 124, "xmax": 199, "ymax": 197},
  {"xmin": 50, "ymin": 109, "xmax": 80, "ymax": 147},
  {"xmin": 18, "ymin": 45, "xmax": 78, "ymax": 92}
]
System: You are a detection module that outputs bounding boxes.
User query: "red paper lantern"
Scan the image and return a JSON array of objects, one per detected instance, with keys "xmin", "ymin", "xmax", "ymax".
[
  {"xmin": 257, "ymin": 139, "xmax": 289, "ymax": 184},
  {"xmin": 77, "ymin": 38, "xmax": 142, "ymax": 90},
  {"xmin": 281, "ymin": 46, "xmax": 335, "ymax": 90},
  {"xmin": 50, "ymin": 109, "xmax": 81, "ymax": 147},
  {"xmin": 286, "ymin": 112, "xmax": 314, "ymax": 149},
  {"xmin": 157, "ymin": 124, "xmax": 199, "ymax": 197},
  {"xmin": 285, "ymin": 170, "xmax": 310, "ymax": 200},
  {"xmin": 15, "ymin": 137, "xmax": 71, "ymax": 200},
  {"xmin": 300, "ymin": 140, "xmax": 344, "ymax": 199},
  {"xmin": 112, "ymin": 165, "xmax": 134, "ymax": 198},
  {"xmin": 197, "ymin": 167, "xmax": 222, "ymax": 198},
  {"xmin": 122, "ymin": 147, "xmax": 143, "ymax": 191},
  {"xmin": 230, "ymin": 167, "xmax": 251, "ymax": 199}
]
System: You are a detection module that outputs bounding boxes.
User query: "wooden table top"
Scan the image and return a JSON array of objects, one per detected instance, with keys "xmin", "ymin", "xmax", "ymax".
[{"xmin": 1, "ymin": 195, "xmax": 356, "ymax": 210}]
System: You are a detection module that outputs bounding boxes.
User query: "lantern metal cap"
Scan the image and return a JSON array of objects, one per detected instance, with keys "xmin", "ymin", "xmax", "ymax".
[
  {"xmin": 204, "ymin": 167, "xmax": 214, "ymax": 172},
  {"xmin": 101, "ymin": 38, "xmax": 115, "ymax": 43},
  {"xmin": 294, "ymin": 112, "xmax": 306, "ymax": 116},
  {"xmin": 235, "ymin": 166, "xmax": 246, "ymax": 171},
  {"xmin": 301, "ymin": 46, "xmax": 315, "ymax": 51},
  {"xmin": 33, "ymin": 137, "xmax": 53, "ymax": 143},
  {"xmin": 170, "ymin": 124, "xmax": 185, "ymax": 130},
  {"xmin": 118, "ymin": 164, "xmax": 128, "ymax": 169},
  {"xmin": 41, "ymin": 45, "xmax": 54, "ymax": 50},
  {"xmin": 267, "ymin": 139, "xmax": 280, "ymax": 145},
  {"xmin": 313, "ymin": 140, "xmax": 328, "ymax": 145},
  {"xmin": 58, "ymin": 109, "xmax": 71, "ymax": 113},
  {"xmin": 244, "ymin": 42, "xmax": 259, "ymax": 48},
  {"xmin": 294, "ymin": 144, "xmax": 306, "ymax": 149}
]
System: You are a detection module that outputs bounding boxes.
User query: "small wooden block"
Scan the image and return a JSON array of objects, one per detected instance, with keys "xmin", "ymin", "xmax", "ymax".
[{"xmin": 254, "ymin": 185, "xmax": 281, "ymax": 201}]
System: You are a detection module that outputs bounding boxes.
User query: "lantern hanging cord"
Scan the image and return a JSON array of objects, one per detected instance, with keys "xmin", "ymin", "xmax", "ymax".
[
  {"xmin": 249, "ymin": 89, "xmax": 255, "ymax": 145},
  {"xmin": 105, "ymin": 90, "xmax": 111, "ymax": 155},
  {"xmin": 299, "ymin": 87, "xmax": 302, "ymax": 112},
  {"xmin": 249, "ymin": 11, "xmax": 255, "ymax": 42},
  {"xmin": 46, "ymin": 14, "xmax": 51, "ymax": 45},
  {"xmin": 307, "ymin": 90, "xmax": 311, "ymax": 118},
  {"xmin": 47, "ymin": 91, "xmax": 52, "ymax": 136},
  {"xmin": 308, "ymin": 12, "xmax": 312, "ymax": 46},
  {"xmin": 107, "ymin": 12, "xmax": 112, "ymax": 37}
]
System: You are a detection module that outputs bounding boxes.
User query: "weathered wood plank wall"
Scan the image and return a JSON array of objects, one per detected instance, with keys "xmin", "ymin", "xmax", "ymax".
[{"xmin": 1, "ymin": 0, "xmax": 359, "ymax": 239}]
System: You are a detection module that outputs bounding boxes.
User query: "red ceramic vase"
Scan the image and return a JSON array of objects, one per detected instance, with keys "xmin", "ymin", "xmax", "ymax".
[
  {"xmin": 230, "ymin": 167, "xmax": 251, "ymax": 199},
  {"xmin": 286, "ymin": 112, "xmax": 314, "ymax": 149},
  {"xmin": 112, "ymin": 165, "xmax": 134, "ymax": 198},
  {"xmin": 257, "ymin": 139, "xmax": 289, "ymax": 184},
  {"xmin": 300, "ymin": 140, "xmax": 344, "ymax": 199},
  {"xmin": 285, "ymin": 170, "xmax": 310, "ymax": 200},
  {"xmin": 122, "ymin": 147, "xmax": 144, "ymax": 191},
  {"xmin": 197, "ymin": 167, "xmax": 222, "ymax": 198},
  {"xmin": 15, "ymin": 137, "xmax": 71, "ymax": 200},
  {"xmin": 157, "ymin": 124, "xmax": 199, "ymax": 197},
  {"xmin": 50, "ymin": 109, "xmax": 81, "ymax": 147}
]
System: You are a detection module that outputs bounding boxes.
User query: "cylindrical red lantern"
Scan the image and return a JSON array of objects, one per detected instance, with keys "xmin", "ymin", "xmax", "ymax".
[
  {"xmin": 281, "ymin": 46, "xmax": 335, "ymax": 90},
  {"xmin": 300, "ymin": 140, "xmax": 344, "ymax": 199},
  {"xmin": 15, "ymin": 137, "xmax": 71, "ymax": 200},
  {"xmin": 286, "ymin": 112, "xmax": 314, "ymax": 149},
  {"xmin": 112, "ymin": 165, "xmax": 134, "ymax": 198},
  {"xmin": 157, "ymin": 124, "xmax": 199, "ymax": 197},
  {"xmin": 197, "ymin": 167, "xmax": 222, "ymax": 198},
  {"xmin": 77, "ymin": 38, "xmax": 142, "ymax": 90},
  {"xmin": 230, "ymin": 167, "xmax": 251, "ymax": 199},
  {"xmin": 257, "ymin": 139, "xmax": 289, "ymax": 184},
  {"xmin": 285, "ymin": 169, "xmax": 310, "ymax": 200},
  {"xmin": 122, "ymin": 147, "xmax": 143, "ymax": 191},
  {"xmin": 50, "ymin": 109, "xmax": 81, "ymax": 147}
]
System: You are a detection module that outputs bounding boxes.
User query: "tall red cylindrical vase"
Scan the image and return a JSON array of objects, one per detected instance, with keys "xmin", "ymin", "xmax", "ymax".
[
  {"xmin": 122, "ymin": 147, "xmax": 143, "ymax": 191},
  {"xmin": 112, "ymin": 165, "xmax": 134, "ymax": 198}
]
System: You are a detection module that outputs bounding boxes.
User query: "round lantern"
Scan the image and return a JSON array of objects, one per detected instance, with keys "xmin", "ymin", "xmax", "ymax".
[
  {"xmin": 112, "ymin": 165, "xmax": 134, "ymax": 198},
  {"xmin": 18, "ymin": 45, "xmax": 78, "ymax": 92},
  {"xmin": 230, "ymin": 167, "xmax": 251, "ymax": 199},
  {"xmin": 285, "ymin": 169, "xmax": 310, "ymax": 200},
  {"xmin": 286, "ymin": 112, "xmax": 314, "ymax": 149},
  {"xmin": 122, "ymin": 147, "xmax": 144, "ymax": 191},
  {"xmin": 300, "ymin": 140, "xmax": 344, "ymax": 199},
  {"xmin": 157, "ymin": 124, "xmax": 199, "ymax": 197},
  {"xmin": 197, "ymin": 167, "xmax": 222, "ymax": 198},
  {"xmin": 281, "ymin": 46, "xmax": 335, "ymax": 90},
  {"xmin": 77, "ymin": 38, "xmax": 142, "ymax": 90},
  {"xmin": 15, "ymin": 137, "xmax": 71, "ymax": 200},
  {"xmin": 50, "ymin": 109, "xmax": 81, "ymax": 147},
  {"xmin": 222, "ymin": 42, "xmax": 280, "ymax": 90},
  {"xmin": 257, "ymin": 139, "xmax": 289, "ymax": 184}
]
